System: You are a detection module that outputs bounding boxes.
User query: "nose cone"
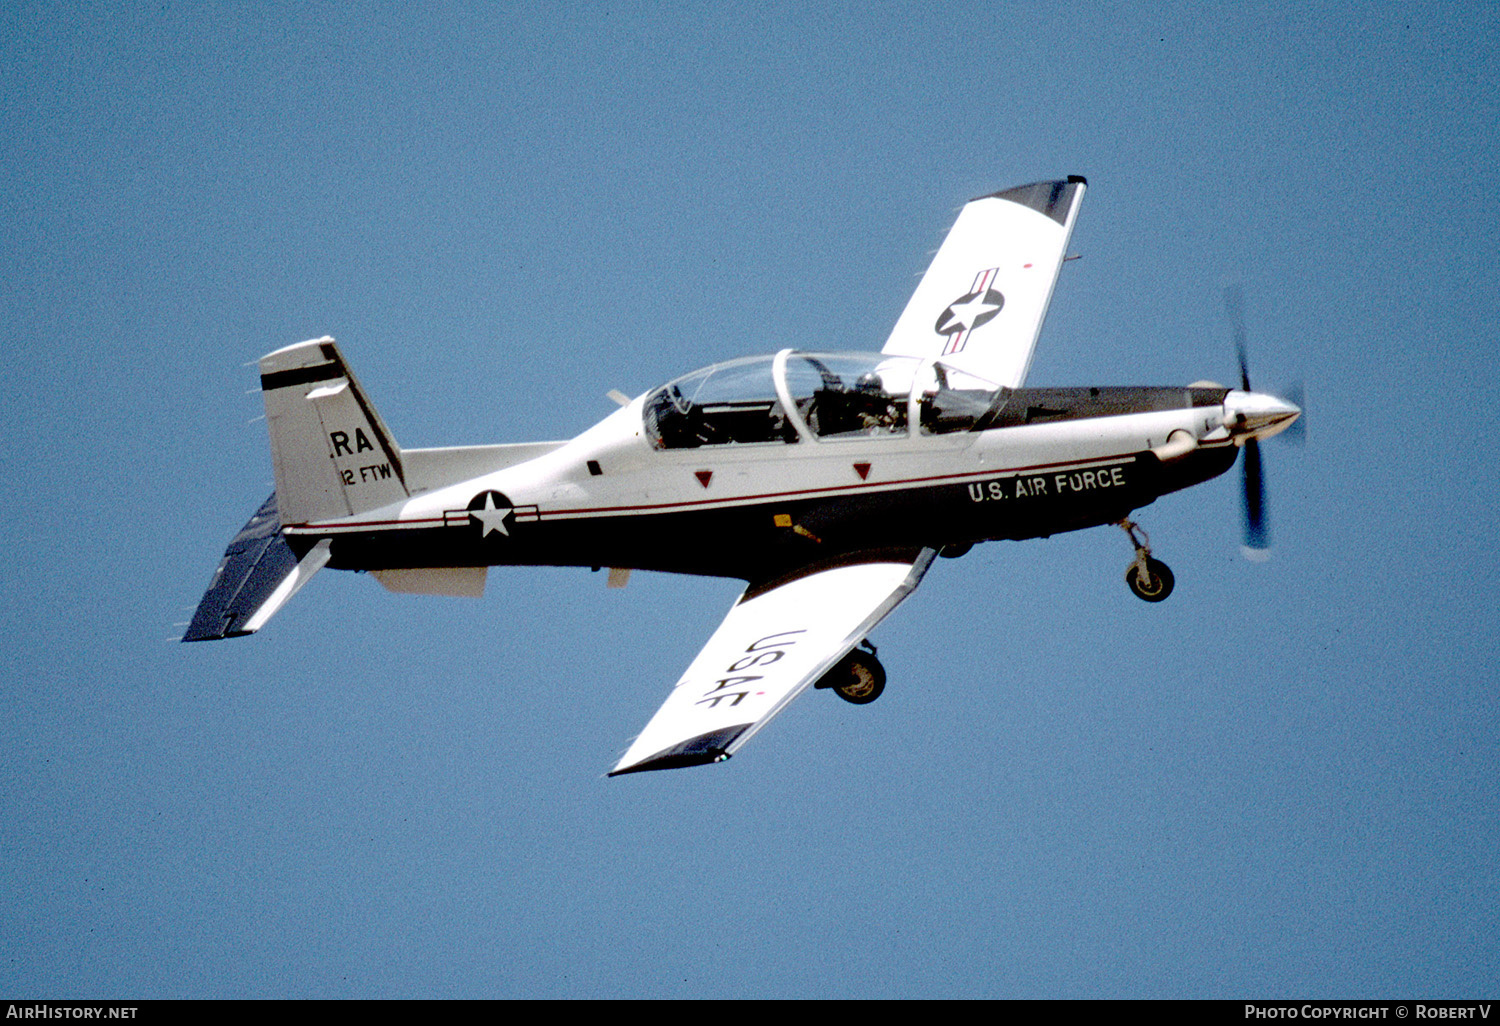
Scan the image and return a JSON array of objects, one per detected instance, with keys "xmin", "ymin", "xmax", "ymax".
[{"xmin": 1226, "ymin": 390, "xmax": 1301, "ymax": 441}]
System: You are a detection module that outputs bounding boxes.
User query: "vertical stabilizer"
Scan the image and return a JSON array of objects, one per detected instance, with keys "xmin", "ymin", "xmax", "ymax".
[{"xmin": 258, "ymin": 337, "xmax": 408, "ymax": 525}]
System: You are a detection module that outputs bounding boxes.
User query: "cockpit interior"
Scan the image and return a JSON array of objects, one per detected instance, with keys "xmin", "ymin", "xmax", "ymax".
[
  {"xmin": 642, "ymin": 350, "xmax": 1228, "ymax": 450},
  {"xmin": 643, "ymin": 350, "xmax": 1007, "ymax": 449}
]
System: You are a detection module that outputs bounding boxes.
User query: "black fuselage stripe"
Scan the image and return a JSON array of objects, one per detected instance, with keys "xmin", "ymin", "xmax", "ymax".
[{"xmin": 285, "ymin": 442, "xmax": 1238, "ymax": 534}]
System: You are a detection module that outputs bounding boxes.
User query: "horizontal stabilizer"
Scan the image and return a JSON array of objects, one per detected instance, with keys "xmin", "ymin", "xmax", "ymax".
[
  {"xmin": 372, "ymin": 566, "xmax": 486, "ymax": 597},
  {"xmin": 182, "ymin": 493, "xmax": 329, "ymax": 641}
]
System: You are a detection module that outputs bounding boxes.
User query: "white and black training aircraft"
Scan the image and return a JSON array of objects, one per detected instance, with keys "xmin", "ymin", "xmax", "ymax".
[{"xmin": 185, "ymin": 177, "xmax": 1301, "ymax": 775}]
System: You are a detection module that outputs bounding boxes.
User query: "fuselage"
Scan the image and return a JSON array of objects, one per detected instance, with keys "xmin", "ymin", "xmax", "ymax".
[{"xmin": 280, "ymin": 351, "xmax": 1263, "ymax": 585}]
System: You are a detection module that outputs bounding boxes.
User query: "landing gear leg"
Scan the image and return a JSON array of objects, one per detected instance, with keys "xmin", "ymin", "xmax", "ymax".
[{"xmin": 1118, "ymin": 519, "xmax": 1174, "ymax": 602}]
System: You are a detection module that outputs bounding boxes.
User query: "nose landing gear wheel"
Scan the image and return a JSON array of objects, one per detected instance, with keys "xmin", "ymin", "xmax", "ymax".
[
  {"xmin": 1126, "ymin": 557, "xmax": 1175, "ymax": 602},
  {"xmin": 1118, "ymin": 519, "xmax": 1175, "ymax": 603},
  {"xmin": 815, "ymin": 644, "xmax": 887, "ymax": 705}
]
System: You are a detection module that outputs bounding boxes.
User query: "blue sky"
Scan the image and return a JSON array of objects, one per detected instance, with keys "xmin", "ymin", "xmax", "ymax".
[{"xmin": 3, "ymin": 1, "xmax": 1497, "ymax": 998}]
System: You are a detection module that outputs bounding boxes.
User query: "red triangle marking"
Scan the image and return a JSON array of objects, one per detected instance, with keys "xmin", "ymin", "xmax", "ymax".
[
  {"xmin": 853, "ymin": 462, "xmax": 871, "ymax": 480},
  {"xmin": 695, "ymin": 470, "xmax": 713, "ymax": 488}
]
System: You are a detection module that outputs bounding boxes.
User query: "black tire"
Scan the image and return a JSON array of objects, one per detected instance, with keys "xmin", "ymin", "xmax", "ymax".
[
  {"xmin": 816, "ymin": 650, "xmax": 887, "ymax": 705},
  {"xmin": 1127, "ymin": 557, "xmax": 1175, "ymax": 602}
]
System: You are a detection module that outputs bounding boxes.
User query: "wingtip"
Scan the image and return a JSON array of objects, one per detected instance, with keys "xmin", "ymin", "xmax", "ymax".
[
  {"xmin": 978, "ymin": 178, "xmax": 1087, "ymax": 225},
  {"xmin": 606, "ymin": 724, "xmax": 750, "ymax": 777},
  {"xmin": 607, "ymin": 750, "xmax": 731, "ymax": 777}
]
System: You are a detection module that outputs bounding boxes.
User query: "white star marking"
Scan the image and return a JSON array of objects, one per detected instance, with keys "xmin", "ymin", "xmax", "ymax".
[
  {"xmin": 470, "ymin": 493, "xmax": 512, "ymax": 537},
  {"xmin": 940, "ymin": 291, "xmax": 1001, "ymax": 333}
]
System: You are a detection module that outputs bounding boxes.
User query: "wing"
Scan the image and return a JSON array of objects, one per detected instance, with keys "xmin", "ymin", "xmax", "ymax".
[
  {"xmin": 609, "ymin": 551, "xmax": 938, "ymax": 775},
  {"xmin": 883, "ymin": 177, "xmax": 1086, "ymax": 389}
]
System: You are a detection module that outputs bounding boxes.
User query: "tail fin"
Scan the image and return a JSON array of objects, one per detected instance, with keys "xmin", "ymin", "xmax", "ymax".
[{"xmin": 258, "ymin": 337, "xmax": 408, "ymax": 525}]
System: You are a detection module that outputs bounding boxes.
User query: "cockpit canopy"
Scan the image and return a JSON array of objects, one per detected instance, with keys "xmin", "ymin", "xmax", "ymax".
[{"xmin": 642, "ymin": 350, "xmax": 1008, "ymax": 450}]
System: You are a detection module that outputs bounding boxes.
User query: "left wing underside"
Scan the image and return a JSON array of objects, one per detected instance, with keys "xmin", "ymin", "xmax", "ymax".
[{"xmin": 610, "ymin": 551, "xmax": 938, "ymax": 776}]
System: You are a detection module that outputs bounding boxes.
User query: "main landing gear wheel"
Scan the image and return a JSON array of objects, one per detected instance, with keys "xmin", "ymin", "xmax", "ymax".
[
  {"xmin": 1126, "ymin": 556, "xmax": 1175, "ymax": 602},
  {"xmin": 1118, "ymin": 519, "xmax": 1175, "ymax": 603},
  {"xmin": 815, "ymin": 641, "xmax": 887, "ymax": 705}
]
